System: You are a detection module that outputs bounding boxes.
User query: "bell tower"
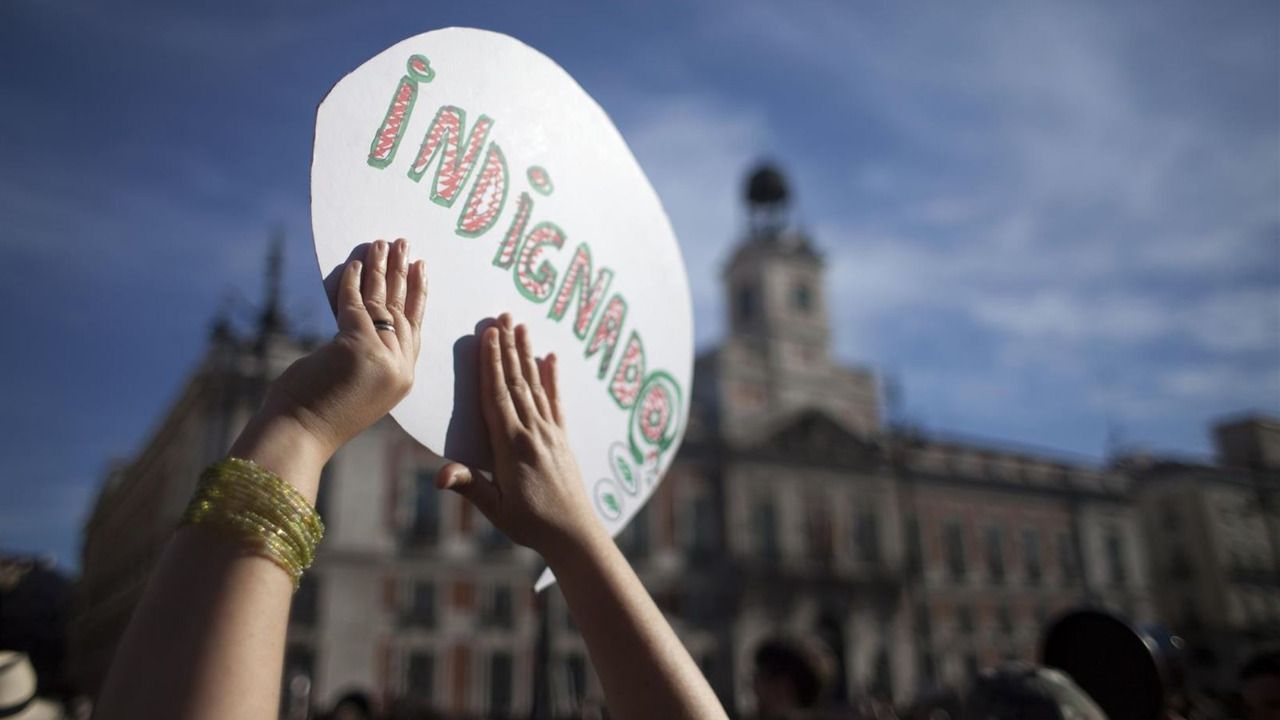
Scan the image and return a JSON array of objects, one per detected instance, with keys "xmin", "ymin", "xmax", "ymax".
[
  {"xmin": 725, "ymin": 164, "xmax": 831, "ymax": 370},
  {"xmin": 712, "ymin": 163, "xmax": 879, "ymax": 442}
]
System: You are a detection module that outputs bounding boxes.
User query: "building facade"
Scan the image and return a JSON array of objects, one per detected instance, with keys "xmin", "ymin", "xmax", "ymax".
[
  {"xmin": 71, "ymin": 168, "xmax": 1276, "ymax": 717},
  {"xmin": 1132, "ymin": 416, "xmax": 1280, "ymax": 696}
]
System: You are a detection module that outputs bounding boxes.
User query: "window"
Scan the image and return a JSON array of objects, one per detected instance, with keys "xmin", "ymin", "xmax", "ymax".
[
  {"xmin": 406, "ymin": 582, "xmax": 435, "ymax": 628},
  {"xmin": 481, "ymin": 586, "xmax": 513, "ymax": 629},
  {"xmin": 408, "ymin": 470, "xmax": 439, "ymax": 543},
  {"xmin": 905, "ymin": 516, "xmax": 923, "ymax": 574},
  {"xmin": 1058, "ymin": 533, "xmax": 1078, "ymax": 584},
  {"xmin": 792, "ymin": 281, "xmax": 812, "ymax": 312},
  {"xmin": 315, "ymin": 463, "xmax": 334, "ymax": 524},
  {"xmin": 752, "ymin": 499, "xmax": 779, "ymax": 563},
  {"xmin": 1034, "ymin": 603, "xmax": 1049, "ymax": 629},
  {"xmin": 985, "ymin": 527, "xmax": 1005, "ymax": 584},
  {"xmin": 618, "ymin": 505, "xmax": 650, "ymax": 557},
  {"xmin": 689, "ymin": 493, "xmax": 717, "ymax": 557},
  {"xmin": 480, "ymin": 516, "xmax": 512, "ymax": 552},
  {"xmin": 1162, "ymin": 498, "xmax": 1181, "ymax": 533},
  {"xmin": 697, "ymin": 650, "xmax": 716, "ymax": 680},
  {"xmin": 284, "ymin": 643, "xmax": 314, "ymax": 684},
  {"xmin": 406, "ymin": 651, "xmax": 434, "ymax": 702},
  {"xmin": 957, "ymin": 605, "xmax": 975, "ymax": 636},
  {"xmin": 488, "ymin": 652, "xmax": 512, "ymax": 715},
  {"xmin": 964, "ymin": 654, "xmax": 980, "ymax": 680},
  {"xmin": 855, "ymin": 510, "xmax": 881, "ymax": 566},
  {"xmin": 736, "ymin": 286, "xmax": 757, "ymax": 324},
  {"xmin": 1023, "ymin": 529, "xmax": 1042, "ymax": 586},
  {"xmin": 945, "ymin": 522, "xmax": 967, "ymax": 582},
  {"xmin": 919, "ymin": 650, "xmax": 937, "ymax": 688},
  {"xmin": 997, "ymin": 604, "xmax": 1014, "ymax": 636},
  {"xmin": 806, "ymin": 497, "xmax": 834, "ymax": 564},
  {"xmin": 1106, "ymin": 530, "xmax": 1127, "ymax": 587},
  {"xmin": 292, "ymin": 574, "xmax": 319, "ymax": 627},
  {"xmin": 914, "ymin": 603, "xmax": 932, "ymax": 637}
]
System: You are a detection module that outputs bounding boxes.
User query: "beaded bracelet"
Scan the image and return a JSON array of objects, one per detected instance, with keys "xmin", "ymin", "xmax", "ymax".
[{"xmin": 181, "ymin": 457, "xmax": 325, "ymax": 590}]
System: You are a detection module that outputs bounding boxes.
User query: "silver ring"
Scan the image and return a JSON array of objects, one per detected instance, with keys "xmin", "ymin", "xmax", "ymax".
[{"xmin": 373, "ymin": 319, "xmax": 396, "ymax": 333}]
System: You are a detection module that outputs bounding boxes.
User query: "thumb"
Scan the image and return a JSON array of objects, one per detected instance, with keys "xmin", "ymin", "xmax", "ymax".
[{"xmin": 435, "ymin": 462, "xmax": 501, "ymax": 520}]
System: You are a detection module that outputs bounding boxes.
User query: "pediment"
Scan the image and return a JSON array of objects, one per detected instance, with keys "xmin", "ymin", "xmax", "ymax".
[{"xmin": 744, "ymin": 409, "xmax": 881, "ymax": 468}]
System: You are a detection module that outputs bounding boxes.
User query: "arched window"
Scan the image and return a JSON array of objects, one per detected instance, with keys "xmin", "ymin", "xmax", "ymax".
[
  {"xmin": 792, "ymin": 281, "xmax": 812, "ymax": 312},
  {"xmin": 736, "ymin": 285, "xmax": 757, "ymax": 323}
]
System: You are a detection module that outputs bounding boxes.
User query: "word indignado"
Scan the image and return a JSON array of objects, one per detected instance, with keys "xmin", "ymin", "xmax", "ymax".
[{"xmin": 365, "ymin": 54, "xmax": 683, "ymax": 521}]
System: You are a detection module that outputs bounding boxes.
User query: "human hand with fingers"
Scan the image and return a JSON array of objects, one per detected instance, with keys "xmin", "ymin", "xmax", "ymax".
[
  {"xmin": 247, "ymin": 238, "xmax": 427, "ymax": 474},
  {"xmin": 436, "ymin": 319, "xmax": 729, "ymax": 720},
  {"xmin": 436, "ymin": 315, "xmax": 603, "ymax": 560}
]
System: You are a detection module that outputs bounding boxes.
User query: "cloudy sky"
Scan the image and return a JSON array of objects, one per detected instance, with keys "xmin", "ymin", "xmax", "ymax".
[{"xmin": 2, "ymin": 0, "xmax": 1276, "ymax": 568}]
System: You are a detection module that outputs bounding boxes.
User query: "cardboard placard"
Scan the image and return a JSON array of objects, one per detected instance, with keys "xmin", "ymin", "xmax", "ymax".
[{"xmin": 311, "ymin": 28, "xmax": 693, "ymax": 589}]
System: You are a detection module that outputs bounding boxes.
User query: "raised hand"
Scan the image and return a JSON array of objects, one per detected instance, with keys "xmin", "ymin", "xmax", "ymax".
[
  {"xmin": 263, "ymin": 238, "xmax": 427, "ymax": 460},
  {"xmin": 436, "ymin": 314, "xmax": 602, "ymax": 558}
]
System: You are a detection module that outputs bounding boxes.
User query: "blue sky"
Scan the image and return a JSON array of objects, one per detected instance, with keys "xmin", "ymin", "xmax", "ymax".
[{"xmin": 2, "ymin": 0, "xmax": 1276, "ymax": 569}]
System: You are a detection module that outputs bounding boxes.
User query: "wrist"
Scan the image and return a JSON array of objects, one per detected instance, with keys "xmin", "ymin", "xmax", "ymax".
[
  {"xmin": 540, "ymin": 521, "xmax": 613, "ymax": 572},
  {"xmin": 228, "ymin": 411, "xmax": 332, "ymax": 503}
]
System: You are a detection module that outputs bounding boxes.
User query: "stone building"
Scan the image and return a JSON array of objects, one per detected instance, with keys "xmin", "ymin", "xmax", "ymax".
[
  {"xmin": 1131, "ymin": 415, "xmax": 1280, "ymax": 696},
  {"xmin": 608, "ymin": 166, "xmax": 1154, "ymax": 714},
  {"xmin": 71, "ymin": 166, "xmax": 1269, "ymax": 717}
]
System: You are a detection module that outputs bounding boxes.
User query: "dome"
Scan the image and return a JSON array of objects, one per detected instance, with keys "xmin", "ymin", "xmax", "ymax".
[{"xmin": 746, "ymin": 163, "xmax": 789, "ymax": 207}]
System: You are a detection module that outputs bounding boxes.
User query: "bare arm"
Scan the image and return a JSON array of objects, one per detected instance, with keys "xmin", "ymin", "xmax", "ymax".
[
  {"xmin": 544, "ymin": 525, "xmax": 729, "ymax": 720},
  {"xmin": 94, "ymin": 239, "xmax": 426, "ymax": 720},
  {"xmin": 439, "ymin": 316, "xmax": 728, "ymax": 720}
]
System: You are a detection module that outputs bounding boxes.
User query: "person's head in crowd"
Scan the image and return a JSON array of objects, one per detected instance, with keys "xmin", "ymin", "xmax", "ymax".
[
  {"xmin": 961, "ymin": 661, "xmax": 1108, "ymax": 720},
  {"xmin": 1241, "ymin": 651, "xmax": 1280, "ymax": 720},
  {"xmin": 0, "ymin": 651, "xmax": 61, "ymax": 720},
  {"xmin": 752, "ymin": 636, "xmax": 834, "ymax": 718},
  {"xmin": 330, "ymin": 691, "xmax": 373, "ymax": 720}
]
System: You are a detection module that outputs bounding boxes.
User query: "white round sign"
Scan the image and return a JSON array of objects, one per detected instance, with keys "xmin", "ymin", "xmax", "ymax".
[{"xmin": 311, "ymin": 28, "xmax": 693, "ymax": 584}]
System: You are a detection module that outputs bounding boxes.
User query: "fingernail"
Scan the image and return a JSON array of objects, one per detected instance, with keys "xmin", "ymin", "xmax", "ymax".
[{"xmin": 352, "ymin": 260, "xmax": 363, "ymax": 272}]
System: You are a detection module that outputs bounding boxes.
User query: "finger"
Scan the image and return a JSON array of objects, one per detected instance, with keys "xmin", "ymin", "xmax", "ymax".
[
  {"xmin": 335, "ymin": 260, "xmax": 375, "ymax": 336},
  {"xmin": 324, "ymin": 244, "xmax": 369, "ymax": 315},
  {"xmin": 362, "ymin": 240, "xmax": 396, "ymax": 351},
  {"xmin": 499, "ymin": 314, "xmax": 538, "ymax": 424},
  {"xmin": 539, "ymin": 353, "xmax": 564, "ymax": 427},
  {"xmin": 480, "ymin": 325, "xmax": 518, "ymax": 443},
  {"xmin": 386, "ymin": 238, "xmax": 414, "ymax": 354},
  {"xmin": 404, "ymin": 260, "xmax": 428, "ymax": 356},
  {"xmin": 516, "ymin": 324, "xmax": 553, "ymax": 421},
  {"xmin": 436, "ymin": 462, "xmax": 501, "ymax": 522},
  {"xmin": 386, "ymin": 238, "xmax": 409, "ymax": 317}
]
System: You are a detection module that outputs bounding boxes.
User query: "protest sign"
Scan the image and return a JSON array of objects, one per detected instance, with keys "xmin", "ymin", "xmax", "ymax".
[{"xmin": 311, "ymin": 28, "xmax": 693, "ymax": 589}]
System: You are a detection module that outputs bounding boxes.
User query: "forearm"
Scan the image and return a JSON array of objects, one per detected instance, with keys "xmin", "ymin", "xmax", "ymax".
[
  {"xmin": 94, "ymin": 415, "xmax": 327, "ymax": 720},
  {"xmin": 546, "ymin": 529, "xmax": 728, "ymax": 720}
]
